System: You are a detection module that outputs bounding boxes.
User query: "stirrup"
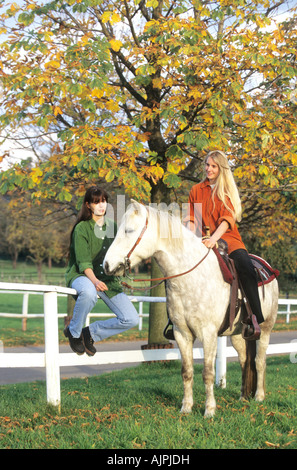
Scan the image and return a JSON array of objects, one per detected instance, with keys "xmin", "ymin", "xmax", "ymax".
[
  {"xmin": 163, "ymin": 319, "xmax": 174, "ymax": 340},
  {"xmin": 242, "ymin": 315, "xmax": 261, "ymax": 341}
]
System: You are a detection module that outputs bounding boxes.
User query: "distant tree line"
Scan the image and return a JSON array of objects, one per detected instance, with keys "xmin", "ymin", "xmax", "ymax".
[{"xmin": 0, "ymin": 192, "xmax": 76, "ymax": 277}]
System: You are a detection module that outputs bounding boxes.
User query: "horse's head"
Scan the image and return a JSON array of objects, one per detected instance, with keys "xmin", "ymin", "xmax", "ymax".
[{"xmin": 103, "ymin": 200, "xmax": 152, "ymax": 276}]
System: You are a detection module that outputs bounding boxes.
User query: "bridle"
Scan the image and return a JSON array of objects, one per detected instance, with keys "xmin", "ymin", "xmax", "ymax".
[
  {"xmin": 124, "ymin": 206, "xmax": 149, "ymax": 276},
  {"xmin": 122, "ymin": 206, "xmax": 210, "ymax": 291}
]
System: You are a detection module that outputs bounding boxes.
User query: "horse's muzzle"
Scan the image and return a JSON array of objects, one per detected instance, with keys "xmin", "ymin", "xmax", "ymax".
[
  {"xmin": 103, "ymin": 260, "xmax": 112, "ymax": 275},
  {"xmin": 104, "ymin": 260, "xmax": 125, "ymax": 276}
]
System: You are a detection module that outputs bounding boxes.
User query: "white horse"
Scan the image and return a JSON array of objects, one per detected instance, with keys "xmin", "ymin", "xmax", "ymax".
[{"xmin": 103, "ymin": 201, "xmax": 278, "ymax": 417}]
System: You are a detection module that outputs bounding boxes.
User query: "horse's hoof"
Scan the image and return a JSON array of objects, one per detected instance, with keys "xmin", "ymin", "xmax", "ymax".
[
  {"xmin": 180, "ymin": 405, "xmax": 192, "ymax": 414},
  {"xmin": 255, "ymin": 393, "xmax": 265, "ymax": 402},
  {"xmin": 204, "ymin": 409, "xmax": 215, "ymax": 418},
  {"xmin": 239, "ymin": 395, "xmax": 248, "ymax": 402}
]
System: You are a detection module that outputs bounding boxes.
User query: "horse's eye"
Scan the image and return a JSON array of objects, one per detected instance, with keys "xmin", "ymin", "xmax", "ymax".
[{"xmin": 125, "ymin": 228, "xmax": 134, "ymax": 234}]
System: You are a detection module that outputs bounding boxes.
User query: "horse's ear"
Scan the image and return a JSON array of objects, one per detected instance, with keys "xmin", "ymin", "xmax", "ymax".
[{"xmin": 129, "ymin": 199, "xmax": 142, "ymax": 214}]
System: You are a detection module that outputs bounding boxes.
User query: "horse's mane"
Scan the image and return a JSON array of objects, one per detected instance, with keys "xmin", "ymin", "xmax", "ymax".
[{"xmin": 147, "ymin": 205, "xmax": 185, "ymax": 251}]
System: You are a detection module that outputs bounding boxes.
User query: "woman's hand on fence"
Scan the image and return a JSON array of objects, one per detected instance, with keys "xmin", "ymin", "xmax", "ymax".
[{"xmin": 94, "ymin": 280, "xmax": 108, "ymax": 292}]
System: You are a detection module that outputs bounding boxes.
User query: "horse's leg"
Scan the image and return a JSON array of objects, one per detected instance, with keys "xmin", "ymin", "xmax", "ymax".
[
  {"xmin": 201, "ymin": 328, "xmax": 218, "ymax": 418},
  {"xmin": 231, "ymin": 329, "xmax": 271, "ymax": 401},
  {"xmin": 255, "ymin": 282, "xmax": 278, "ymax": 401},
  {"xmin": 174, "ymin": 327, "xmax": 195, "ymax": 414},
  {"xmin": 230, "ymin": 334, "xmax": 247, "ymax": 399},
  {"xmin": 254, "ymin": 330, "xmax": 271, "ymax": 401}
]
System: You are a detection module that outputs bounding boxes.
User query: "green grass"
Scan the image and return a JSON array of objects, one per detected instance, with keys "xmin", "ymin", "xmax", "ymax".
[{"xmin": 0, "ymin": 357, "xmax": 297, "ymax": 449}]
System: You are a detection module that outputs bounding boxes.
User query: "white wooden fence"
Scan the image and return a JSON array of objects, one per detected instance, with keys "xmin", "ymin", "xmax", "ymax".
[
  {"xmin": 277, "ymin": 299, "xmax": 297, "ymax": 323},
  {"xmin": 1, "ymin": 292, "xmax": 296, "ymax": 330},
  {"xmin": 0, "ymin": 282, "xmax": 297, "ymax": 411}
]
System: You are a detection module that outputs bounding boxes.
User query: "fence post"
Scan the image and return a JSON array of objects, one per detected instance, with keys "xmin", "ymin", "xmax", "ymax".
[
  {"xmin": 286, "ymin": 303, "xmax": 290, "ymax": 324},
  {"xmin": 44, "ymin": 291, "xmax": 61, "ymax": 411},
  {"xmin": 216, "ymin": 336, "xmax": 227, "ymax": 388},
  {"xmin": 22, "ymin": 293, "xmax": 29, "ymax": 332},
  {"xmin": 138, "ymin": 301, "xmax": 143, "ymax": 331}
]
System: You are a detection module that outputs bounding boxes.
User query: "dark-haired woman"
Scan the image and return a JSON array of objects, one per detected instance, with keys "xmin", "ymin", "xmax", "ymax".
[{"xmin": 64, "ymin": 186, "xmax": 138, "ymax": 356}]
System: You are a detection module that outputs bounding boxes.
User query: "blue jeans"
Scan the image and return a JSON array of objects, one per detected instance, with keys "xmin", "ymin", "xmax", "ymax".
[{"xmin": 69, "ymin": 276, "xmax": 139, "ymax": 342}]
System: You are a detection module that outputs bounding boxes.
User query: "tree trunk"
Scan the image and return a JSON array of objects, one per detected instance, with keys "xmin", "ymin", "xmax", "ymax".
[
  {"xmin": 64, "ymin": 294, "xmax": 76, "ymax": 328},
  {"xmin": 12, "ymin": 249, "xmax": 18, "ymax": 269},
  {"xmin": 147, "ymin": 259, "xmax": 168, "ymax": 345},
  {"xmin": 37, "ymin": 261, "xmax": 43, "ymax": 283}
]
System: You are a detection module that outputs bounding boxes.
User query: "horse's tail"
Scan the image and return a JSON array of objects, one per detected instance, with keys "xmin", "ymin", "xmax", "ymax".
[{"xmin": 241, "ymin": 340, "xmax": 257, "ymax": 398}]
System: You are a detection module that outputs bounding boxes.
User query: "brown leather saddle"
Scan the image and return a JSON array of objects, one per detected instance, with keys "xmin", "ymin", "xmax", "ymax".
[{"xmin": 214, "ymin": 240, "xmax": 279, "ymax": 341}]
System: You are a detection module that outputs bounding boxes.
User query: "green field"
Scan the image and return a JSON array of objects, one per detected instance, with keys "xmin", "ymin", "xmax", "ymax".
[
  {"xmin": 0, "ymin": 357, "xmax": 296, "ymax": 449},
  {"xmin": 0, "ymin": 259, "xmax": 67, "ymax": 285}
]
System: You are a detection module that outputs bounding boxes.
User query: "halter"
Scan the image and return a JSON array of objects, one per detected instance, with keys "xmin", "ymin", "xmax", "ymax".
[
  {"xmin": 124, "ymin": 206, "xmax": 149, "ymax": 277},
  {"xmin": 122, "ymin": 206, "xmax": 210, "ymax": 291}
]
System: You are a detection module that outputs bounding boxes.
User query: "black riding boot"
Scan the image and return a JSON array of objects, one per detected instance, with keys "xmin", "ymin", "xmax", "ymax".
[{"xmin": 229, "ymin": 249, "xmax": 264, "ymax": 325}]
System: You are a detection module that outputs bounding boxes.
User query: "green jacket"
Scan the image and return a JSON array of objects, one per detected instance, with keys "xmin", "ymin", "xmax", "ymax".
[{"xmin": 65, "ymin": 218, "xmax": 122, "ymax": 298}]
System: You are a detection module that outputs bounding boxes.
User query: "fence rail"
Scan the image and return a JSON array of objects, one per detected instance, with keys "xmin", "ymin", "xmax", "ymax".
[
  {"xmin": 0, "ymin": 282, "xmax": 297, "ymax": 411},
  {"xmin": 1, "ymin": 292, "xmax": 296, "ymax": 331}
]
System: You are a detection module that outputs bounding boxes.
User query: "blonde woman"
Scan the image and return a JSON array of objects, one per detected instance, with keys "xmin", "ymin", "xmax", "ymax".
[{"xmin": 164, "ymin": 150, "xmax": 264, "ymax": 340}]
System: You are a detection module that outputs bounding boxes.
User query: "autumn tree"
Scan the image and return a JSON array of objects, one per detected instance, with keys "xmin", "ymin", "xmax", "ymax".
[{"xmin": 0, "ymin": 0, "xmax": 297, "ymax": 343}]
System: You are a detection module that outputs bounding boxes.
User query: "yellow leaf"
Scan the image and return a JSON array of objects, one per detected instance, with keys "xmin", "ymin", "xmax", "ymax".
[
  {"xmin": 167, "ymin": 162, "xmax": 181, "ymax": 174},
  {"xmin": 31, "ymin": 167, "xmax": 43, "ymax": 183},
  {"xmin": 152, "ymin": 77, "xmax": 162, "ymax": 89},
  {"xmin": 10, "ymin": 3, "xmax": 20, "ymax": 12},
  {"xmin": 109, "ymin": 39, "xmax": 122, "ymax": 52},
  {"xmin": 91, "ymin": 88, "xmax": 104, "ymax": 99},
  {"xmin": 43, "ymin": 31, "xmax": 53, "ymax": 41},
  {"xmin": 69, "ymin": 155, "xmax": 80, "ymax": 166},
  {"xmin": 146, "ymin": 0, "xmax": 159, "ymax": 8},
  {"xmin": 105, "ymin": 100, "xmax": 119, "ymax": 112},
  {"xmin": 150, "ymin": 164, "xmax": 164, "ymax": 178},
  {"xmin": 44, "ymin": 60, "xmax": 60, "ymax": 69},
  {"xmin": 111, "ymin": 12, "xmax": 121, "ymax": 24},
  {"xmin": 101, "ymin": 11, "xmax": 112, "ymax": 23},
  {"xmin": 265, "ymin": 441, "xmax": 280, "ymax": 448},
  {"xmin": 54, "ymin": 106, "xmax": 62, "ymax": 116}
]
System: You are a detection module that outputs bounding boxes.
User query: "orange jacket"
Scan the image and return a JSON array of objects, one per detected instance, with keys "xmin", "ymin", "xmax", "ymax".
[{"xmin": 184, "ymin": 179, "xmax": 246, "ymax": 254}]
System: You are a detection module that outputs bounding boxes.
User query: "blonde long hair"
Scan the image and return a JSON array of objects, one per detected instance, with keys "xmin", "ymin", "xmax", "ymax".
[{"xmin": 205, "ymin": 150, "xmax": 242, "ymax": 222}]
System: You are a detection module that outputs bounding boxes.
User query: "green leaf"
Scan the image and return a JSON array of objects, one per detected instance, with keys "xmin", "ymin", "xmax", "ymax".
[
  {"xmin": 166, "ymin": 145, "xmax": 183, "ymax": 159},
  {"xmin": 163, "ymin": 173, "xmax": 181, "ymax": 188}
]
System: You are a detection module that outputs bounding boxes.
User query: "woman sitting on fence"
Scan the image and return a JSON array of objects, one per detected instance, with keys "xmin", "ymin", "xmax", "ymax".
[{"xmin": 64, "ymin": 186, "xmax": 138, "ymax": 356}]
